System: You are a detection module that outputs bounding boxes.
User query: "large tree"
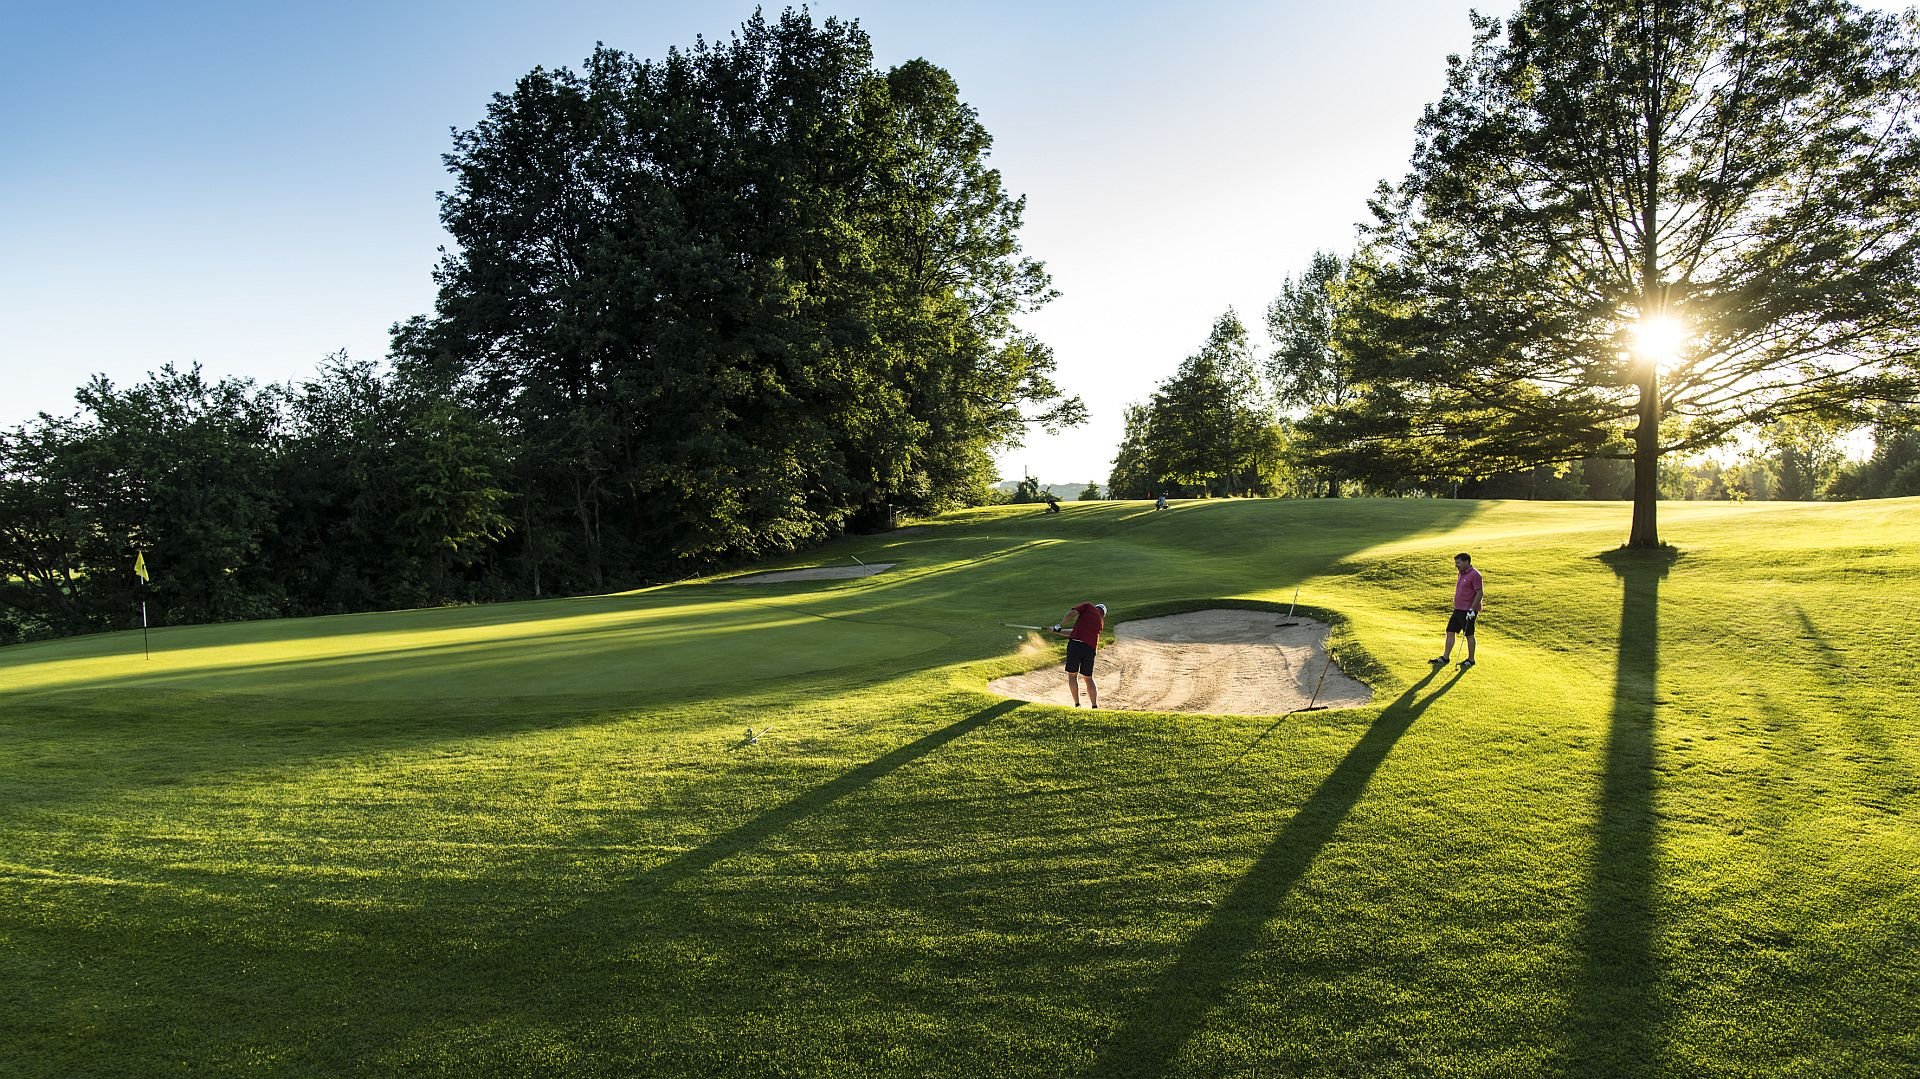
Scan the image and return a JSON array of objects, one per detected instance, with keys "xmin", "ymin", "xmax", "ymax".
[
  {"xmin": 1327, "ymin": 0, "xmax": 1920, "ymax": 546},
  {"xmin": 403, "ymin": 10, "xmax": 1076, "ymax": 586}
]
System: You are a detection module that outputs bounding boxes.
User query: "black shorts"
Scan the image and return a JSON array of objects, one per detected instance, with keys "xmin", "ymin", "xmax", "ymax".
[
  {"xmin": 1446, "ymin": 609, "xmax": 1478, "ymax": 636},
  {"xmin": 1064, "ymin": 639, "xmax": 1096, "ymax": 675}
]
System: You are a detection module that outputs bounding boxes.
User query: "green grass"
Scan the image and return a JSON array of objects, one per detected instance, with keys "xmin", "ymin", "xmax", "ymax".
[{"xmin": 2, "ymin": 497, "xmax": 1916, "ymax": 1077}]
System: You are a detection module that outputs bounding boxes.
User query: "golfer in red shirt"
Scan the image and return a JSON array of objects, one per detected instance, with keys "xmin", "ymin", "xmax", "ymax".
[{"xmin": 1053, "ymin": 602, "xmax": 1105, "ymax": 708}]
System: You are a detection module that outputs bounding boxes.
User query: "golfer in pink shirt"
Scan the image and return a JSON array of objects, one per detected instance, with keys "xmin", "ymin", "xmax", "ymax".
[{"xmin": 1431, "ymin": 553, "xmax": 1484, "ymax": 669}]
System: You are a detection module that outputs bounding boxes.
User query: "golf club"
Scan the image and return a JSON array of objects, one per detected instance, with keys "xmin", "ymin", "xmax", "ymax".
[
  {"xmin": 1000, "ymin": 622, "xmax": 1048, "ymax": 630},
  {"xmin": 850, "ymin": 554, "xmax": 866, "ymax": 566}
]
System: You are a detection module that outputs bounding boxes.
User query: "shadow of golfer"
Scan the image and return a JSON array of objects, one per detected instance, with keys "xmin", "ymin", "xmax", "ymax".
[
  {"xmin": 1089, "ymin": 666, "xmax": 1464, "ymax": 1078},
  {"xmin": 645, "ymin": 698, "xmax": 1022, "ymax": 888},
  {"xmin": 1568, "ymin": 548, "xmax": 1673, "ymax": 1075}
]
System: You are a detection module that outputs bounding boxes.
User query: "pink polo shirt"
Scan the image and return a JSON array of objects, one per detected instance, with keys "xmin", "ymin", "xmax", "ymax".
[{"xmin": 1454, "ymin": 567, "xmax": 1483, "ymax": 610}]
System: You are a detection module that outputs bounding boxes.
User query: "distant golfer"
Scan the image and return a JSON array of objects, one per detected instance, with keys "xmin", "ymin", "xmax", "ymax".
[
  {"xmin": 1053, "ymin": 601, "xmax": 1106, "ymax": 708},
  {"xmin": 1431, "ymin": 553, "xmax": 1484, "ymax": 669},
  {"xmin": 1154, "ymin": 493, "xmax": 1168, "ymax": 511}
]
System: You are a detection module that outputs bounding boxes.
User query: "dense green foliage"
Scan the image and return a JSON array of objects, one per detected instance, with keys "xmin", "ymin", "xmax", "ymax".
[
  {"xmin": 0, "ymin": 367, "xmax": 280, "ymax": 638},
  {"xmin": 0, "ymin": 361, "xmax": 511, "ymax": 644},
  {"xmin": 403, "ymin": 10, "xmax": 1078, "ymax": 592},
  {"xmin": 272, "ymin": 355, "xmax": 512, "ymax": 612},
  {"xmin": 1303, "ymin": 0, "xmax": 1920, "ymax": 546},
  {"xmin": 3, "ymin": 497, "xmax": 1916, "ymax": 1076},
  {"xmin": 1828, "ymin": 416, "xmax": 1920, "ymax": 498}
]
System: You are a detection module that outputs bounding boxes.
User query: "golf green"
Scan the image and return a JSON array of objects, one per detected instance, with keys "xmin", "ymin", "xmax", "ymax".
[{"xmin": 2, "ymin": 497, "xmax": 1915, "ymax": 1077}]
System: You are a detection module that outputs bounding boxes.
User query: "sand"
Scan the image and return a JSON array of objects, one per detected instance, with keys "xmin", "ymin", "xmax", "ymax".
[
  {"xmin": 721, "ymin": 556, "xmax": 894, "ymax": 583},
  {"xmin": 987, "ymin": 609, "xmax": 1372, "ymax": 715}
]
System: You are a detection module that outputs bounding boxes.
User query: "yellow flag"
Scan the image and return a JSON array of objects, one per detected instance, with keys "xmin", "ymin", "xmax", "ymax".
[{"xmin": 134, "ymin": 551, "xmax": 149, "ymax": 583}]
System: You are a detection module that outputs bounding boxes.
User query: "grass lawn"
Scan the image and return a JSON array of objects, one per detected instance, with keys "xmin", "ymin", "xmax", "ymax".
[{"xmin": 2, "ymin": 497, "xmax": 1916, "ymax": 1077}]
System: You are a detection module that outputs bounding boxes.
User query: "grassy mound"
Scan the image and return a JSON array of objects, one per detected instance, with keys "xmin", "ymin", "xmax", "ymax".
[{"xmin": 2, "ymin": 498, "xmax": 1915, "ymax": 1077}]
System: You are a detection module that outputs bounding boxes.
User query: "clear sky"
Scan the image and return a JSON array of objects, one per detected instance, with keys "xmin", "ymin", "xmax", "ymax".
[{"xmin": 4, "ymin": 2, "xmax": 1904, "ymax": 485}]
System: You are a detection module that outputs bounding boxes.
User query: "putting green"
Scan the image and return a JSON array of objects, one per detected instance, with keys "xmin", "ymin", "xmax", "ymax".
[{"xmin": 2, "ymin": 496, "xmax": 1915, "ymax": 1078}]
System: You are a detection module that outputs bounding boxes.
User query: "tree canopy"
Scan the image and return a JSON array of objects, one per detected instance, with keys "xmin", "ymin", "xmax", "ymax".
[
  {"xmin": 403, "ymin": 9, "xmax": 1079, "ymax": 589},
  {"xmin": 1314, "ymin": 0, "xmax": 1920, "ymax": 545}
]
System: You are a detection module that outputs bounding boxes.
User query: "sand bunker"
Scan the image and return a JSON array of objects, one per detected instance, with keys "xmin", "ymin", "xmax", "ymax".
[
  {"xmin": 722, "ymin": 563, "xmax": 895, "ymax": 584},
  {"xmin": 987, "ymin": 609, "xmax": 1372, "ymax": 715}
]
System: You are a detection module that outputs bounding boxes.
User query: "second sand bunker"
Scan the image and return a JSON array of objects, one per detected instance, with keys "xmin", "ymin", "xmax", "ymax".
[
  {"xmin": 987, "ymin": 609, "xmax": 1372, "ymax": 715},
  {"xmin": 722, "ymin": 563, "xmax": 895, "ymax": 584}
]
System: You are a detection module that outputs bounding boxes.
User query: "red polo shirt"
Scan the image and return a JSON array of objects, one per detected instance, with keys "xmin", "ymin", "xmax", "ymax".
[{"xmin": 1069, "ymin": 603, "xmax": 1104, "ymax": 646}]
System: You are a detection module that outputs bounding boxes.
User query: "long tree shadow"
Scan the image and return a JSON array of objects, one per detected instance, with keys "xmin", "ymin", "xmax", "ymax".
[
  {"xmin": 1090, "ymin": 665, "xmax": 1465, "ymax": 1078},
  {"xmin": 1569, "ymin": 548, "xmax": 1674, "ymax": 1075},
  {"xmin": 1785, "ymin": 604, "xmax": 1914, "ymax": 792},
  {"xmin": 1787, "ymin": 605, "xmax": 1851, "ymax": 675},
  {"xmin": 642, "ymin": 698, "xmax": 1023, "ymax": 888}
]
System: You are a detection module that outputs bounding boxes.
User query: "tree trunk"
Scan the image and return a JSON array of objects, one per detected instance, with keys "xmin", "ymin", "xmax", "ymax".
[
  {"xmin": 1631, "ymin": 45, "xmax": 1665, "ymax": 551},
  {"xmin": 1628, "ymin": 368, "xmax": 1662, "ymax": 548},
  {"xmin": 1324, "ymin": 475, "xmax": 1339, "ymax": 499},
  {"xmin": 522, "ymin": 484, "xmax": 542, "ymax": 598},
  {"xmin": 572, "ymin": 474, "xmax": 603, "ymax": 590}
]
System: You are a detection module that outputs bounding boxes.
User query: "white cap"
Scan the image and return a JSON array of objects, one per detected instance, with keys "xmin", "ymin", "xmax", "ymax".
[{"xmin": 1094, "ymin": 603, "xmax": 1106, "ymax": 612}]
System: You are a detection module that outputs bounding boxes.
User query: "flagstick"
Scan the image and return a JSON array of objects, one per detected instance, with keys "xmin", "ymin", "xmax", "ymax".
[{"xmin": 133, "ymin": 549, "xmax": 152, "ymax": 660}]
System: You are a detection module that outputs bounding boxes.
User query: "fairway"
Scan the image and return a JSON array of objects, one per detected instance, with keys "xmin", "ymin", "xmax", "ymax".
[{"xmin": 3, "ymin": 498, "xmax": 1916, "ymax": 1077}]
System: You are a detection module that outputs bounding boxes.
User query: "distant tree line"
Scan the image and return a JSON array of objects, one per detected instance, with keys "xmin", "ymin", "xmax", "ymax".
[
  {"xmin": 0, "ymin": 9, "xmax": 1078, "ymax": 644},
  {"xmin": 991, "ymin": 478, "xmax": 1102, "ymax": 504},
  {"xmin": 1116, "ymin": 260, "xmax": 1918, "ymax": 505},
  {"xmin": 0, "ymin": 359, "xmax": 509, "ymax": 642}
]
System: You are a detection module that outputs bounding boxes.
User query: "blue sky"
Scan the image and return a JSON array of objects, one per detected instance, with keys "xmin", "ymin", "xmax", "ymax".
[{"xmin": 8, "ymin": 2, "xmax": 1898, "ymax": 483}]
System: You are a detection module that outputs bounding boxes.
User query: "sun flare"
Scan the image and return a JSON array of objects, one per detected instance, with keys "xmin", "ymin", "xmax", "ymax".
[{"xmin": 1632, "ymin": 314, "xmax": 1688, "ymax": 370}]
